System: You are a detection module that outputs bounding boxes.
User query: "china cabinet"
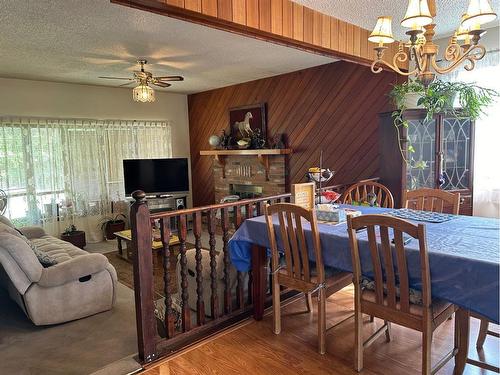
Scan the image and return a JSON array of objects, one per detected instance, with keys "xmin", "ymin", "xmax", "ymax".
[{"xmin": 379, "ymin": 109, "xmax": 474, "ymax": 215}]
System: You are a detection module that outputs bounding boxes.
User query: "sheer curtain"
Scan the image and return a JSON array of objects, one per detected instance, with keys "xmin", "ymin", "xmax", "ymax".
[
  {"xmin": 0, "ymin": 117, "xmax": 172, "ymax": 240},
  {"xmin": 442, "ymin": 50, "xmax": 500, "ymax": 218}
]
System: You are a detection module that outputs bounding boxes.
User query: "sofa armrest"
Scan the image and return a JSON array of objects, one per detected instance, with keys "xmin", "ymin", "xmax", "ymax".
[
  {"xmin": 19, "ymin": 226, "xmax": 47, "ymax": 239},
  {"xmin": 38, "ymin": 253, "xmax": 108, "ymax": 287}
]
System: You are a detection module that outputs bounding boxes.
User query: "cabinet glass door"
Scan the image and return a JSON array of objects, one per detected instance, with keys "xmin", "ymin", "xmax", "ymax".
[
  {"xmin": 441, "ymin": 117, "xmax": 471, "ymax": 191},
  {"xmin": 406, "ymin": 118, "xmax": 436, "ymax": 190}
]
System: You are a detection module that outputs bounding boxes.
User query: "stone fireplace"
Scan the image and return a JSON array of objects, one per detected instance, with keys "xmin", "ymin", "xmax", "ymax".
[{"xmin": 200, "ymin": 149, "xmax": 291, "ymax": 203}]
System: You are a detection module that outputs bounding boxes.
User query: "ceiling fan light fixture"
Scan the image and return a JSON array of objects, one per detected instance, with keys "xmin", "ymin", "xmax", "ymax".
[
  {"xmin": 401, "ymin": 0, "xmax": 433, "ymax": 29},
  {"xmin": 133, "ymin": 83, "xmax": 155, "ymax": 103}
]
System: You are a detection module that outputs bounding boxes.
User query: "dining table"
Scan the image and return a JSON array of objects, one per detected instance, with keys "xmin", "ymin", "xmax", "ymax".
[{"xmin": 228, "ymin": 204, "xmax": 500, "ymax": 374}]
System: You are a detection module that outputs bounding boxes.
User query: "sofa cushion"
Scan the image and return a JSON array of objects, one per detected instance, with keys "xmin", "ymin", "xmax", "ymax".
[
  {"xmin": 31, "ymin": 236, "xmax": 88, "ymax": 263},
  {"xmin": 0, "ymin": 222, "xmax": 24, "ymax": 239},
  {"xmin": 0, "ymin": 233, "xmax": 43, "ymax": 293},
  {"xmin": 0, "ymin": 215, "xmax": 15, "ymax": 228}
]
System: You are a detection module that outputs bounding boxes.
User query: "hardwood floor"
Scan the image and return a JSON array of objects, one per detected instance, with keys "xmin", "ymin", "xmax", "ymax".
[{"xmin": 143, "ymin": 285, "xmax": 499, "ymax": 375}]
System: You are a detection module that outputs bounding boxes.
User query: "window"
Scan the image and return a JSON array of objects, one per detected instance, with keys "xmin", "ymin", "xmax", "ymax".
[
  {"xmin": 0, "ymin": 118, "xmax": 172, "ymax": 226},
  {"xmin": 443, "ymin": 50, "xmax": 500, "ymax": 217}
]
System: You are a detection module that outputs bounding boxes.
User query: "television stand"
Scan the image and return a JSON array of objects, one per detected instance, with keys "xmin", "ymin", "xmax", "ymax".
[{"xmin": 147, "ymin": 195, "xmax": 187, "ymax": 213}]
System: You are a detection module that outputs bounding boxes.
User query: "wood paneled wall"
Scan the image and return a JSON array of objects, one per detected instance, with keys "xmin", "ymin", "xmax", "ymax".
[
  {"xmin": 112, "ymin": 0, "xmax": 403, "ymax": 67},
  {"xmin": 188, "ymin": 61, "xmax": 397, "ymax": 206}
]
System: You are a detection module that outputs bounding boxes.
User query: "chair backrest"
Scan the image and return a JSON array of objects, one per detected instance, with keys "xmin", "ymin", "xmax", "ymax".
[
  {"xmin": 264, "ymin": 203, "xmax": 324, "ymax": 284},
  {"xmin": 342, "ymin": 181, "xmax": 394, "ymax": 208},
  {"xmin": 347, "ymin": 214, "xmax": 432, "ymax": 313},
  {"xmin": 404, "ymin": 188, "xmax": 460, "ymax": 215}
]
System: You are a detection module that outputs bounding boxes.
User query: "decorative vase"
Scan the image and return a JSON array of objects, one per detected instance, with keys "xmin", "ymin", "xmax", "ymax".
[{"xmin": 208, "ymin": 135, "xmax": 220, "ymax": 148}]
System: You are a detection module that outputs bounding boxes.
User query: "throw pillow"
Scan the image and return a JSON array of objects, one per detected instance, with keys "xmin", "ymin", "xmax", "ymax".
[{"xmin": 30, "ymin": 243, "xmax": 58, "ymax": 268}]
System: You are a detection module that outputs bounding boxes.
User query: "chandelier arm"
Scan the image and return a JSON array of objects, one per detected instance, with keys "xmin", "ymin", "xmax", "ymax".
[
  {"xmin": 371, "ymin": 58, "xmax": 420, "ymax": 76},
  {"xmin": 431, "ymin": 45, "xmax": 486, "ymax": 75}
]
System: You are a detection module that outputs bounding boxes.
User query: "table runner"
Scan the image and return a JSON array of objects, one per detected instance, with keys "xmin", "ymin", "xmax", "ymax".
[{"xmin": 228, "ymin": 205, "xmax": 500, "ymax": 323}]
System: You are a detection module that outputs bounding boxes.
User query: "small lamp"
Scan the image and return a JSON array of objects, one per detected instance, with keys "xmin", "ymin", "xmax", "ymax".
[
  {"xmin": 462, "ymin": 0, "xmax": 497, "ymax": 29},
  {"xmin": 133, "ymin": 83, "xmax": 155, "ymax": 103},
  {"xmin": 401, "ymin": 0, "xmax": 433, "ymax": 29},
  {"xmin": 368, "ymin": 16, "xmax": 395, "ymax": 45}
]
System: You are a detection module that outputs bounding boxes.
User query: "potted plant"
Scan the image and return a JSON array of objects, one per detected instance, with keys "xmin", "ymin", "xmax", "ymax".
[
  {"xmin": 390, "ymin": 79, "xmax": 498, "ymax": 167},
  {"xmin": 100, "ymin": 214, "xmax": 127, "ymax": 240},
  {"xmin": 61, "ymin": 224, "xmax": 86, "ymax": 249},
  {"xmin": 389, "ymin": 80, "xmax": 426, "ymax": 110}
]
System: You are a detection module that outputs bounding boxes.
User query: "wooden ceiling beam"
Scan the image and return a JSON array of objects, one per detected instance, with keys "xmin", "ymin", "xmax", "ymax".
[{"xmin": 111, "ymin": 0, "xmax": 407, "ymax": 70}]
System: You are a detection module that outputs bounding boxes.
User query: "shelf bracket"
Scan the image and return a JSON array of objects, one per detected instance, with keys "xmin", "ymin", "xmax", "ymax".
[
  {"xmin": 257, "ymin": 154, "xmax": 270, "ymax": 181},
  {"xmin": 214, "ymin": 155, "xmax": 226, "ymax": 178}
]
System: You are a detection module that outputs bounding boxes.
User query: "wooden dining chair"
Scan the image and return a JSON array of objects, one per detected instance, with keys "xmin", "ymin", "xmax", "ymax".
[
  {"xmin": 347, "ymin": 214, "xmax": 458, "ymax": 374},
  {"xmin": 404, "ymin": 188, "xmax": 460, "ymax": 215},
  {"xmin": 264, "ymin": 203, "xmax": 353, "ymax": 354},
  {"xmin": 342, "ymin": 181, "xmax": 394, "ymax": 208},
  {"xmin": 467, "ymin": 312, "xmax": 500, "ymax": 373}
]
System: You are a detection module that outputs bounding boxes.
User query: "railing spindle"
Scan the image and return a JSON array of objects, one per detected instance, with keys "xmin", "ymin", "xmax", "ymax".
[
  {"xmin": 193, "ymin": 211, "xmax": 205, "ymax": 326},
  {"xmin": 234, "ymin": 206, "xmax": 244, "ymax": 309},
  {"xmin": 160, "ymin": 218, "xmax": 175, "ymax": 338},
  {"xmin": 207, "ymin": 209, "xmax": 219, "ymax": 319},
  {"xmin": 245, "ymin": 203, "xmax": 255, "ymax": 305},
  {"xmin": 178, "ymin": 214, "xmax": 191, "ymax": 332},
  {"xmin": 221, "ymin": 207, "xmax": 232, "ymax": 314}
]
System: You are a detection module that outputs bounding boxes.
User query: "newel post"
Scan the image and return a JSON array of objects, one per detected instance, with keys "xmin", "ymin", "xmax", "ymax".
[{"xmin": 130, "ymin": 190, "xmax": 156, "ymax": 363}]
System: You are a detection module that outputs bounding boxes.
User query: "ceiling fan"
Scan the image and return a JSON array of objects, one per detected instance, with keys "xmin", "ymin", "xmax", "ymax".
[
  {"xmin": 99, "ymin": 59, "xmax": 183, "ymax": 88},
  {"xmin": 98, "ymin": 60, "xmax": 184, "ymax": 102}
]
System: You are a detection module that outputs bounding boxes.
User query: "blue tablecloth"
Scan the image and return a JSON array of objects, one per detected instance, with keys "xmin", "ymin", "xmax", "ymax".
[{"xmin": 228, "ymin": 205, "xmax": 500, "ymax": 323}]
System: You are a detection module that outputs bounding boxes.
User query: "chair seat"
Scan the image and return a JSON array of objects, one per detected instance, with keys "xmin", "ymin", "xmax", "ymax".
[
  {"xmin": 277, "ymin": 264, "xmax": 352, "ymax": 295},
  {"xmin": 361, "ymin": 289, "xmax": 452, "ymax": 317}
]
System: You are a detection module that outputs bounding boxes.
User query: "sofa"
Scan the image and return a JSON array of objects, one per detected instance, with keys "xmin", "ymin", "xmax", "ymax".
[{"xmin": 0, "ymin": 215, "xmax": 117, "ymax": 325}]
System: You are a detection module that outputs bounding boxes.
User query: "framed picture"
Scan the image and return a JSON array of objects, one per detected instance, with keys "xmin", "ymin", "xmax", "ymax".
[{"xmin": 229, "ymin": 103, "xmax": 267, "ymax": 142}]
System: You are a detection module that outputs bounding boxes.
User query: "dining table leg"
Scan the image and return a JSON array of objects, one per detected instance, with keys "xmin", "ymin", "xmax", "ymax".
[
  {"xmin": 251, "ymin": 245, "xmax": 267, "ymax": 321},
  {"xmin": 453, "ymin": 308, "xmax": 470, "ymax": 375}
]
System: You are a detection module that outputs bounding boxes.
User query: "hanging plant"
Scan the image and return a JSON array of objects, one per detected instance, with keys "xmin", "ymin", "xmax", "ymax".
[{"xmin": 389, "ymin": 79, "xmax": 498, "ymax": 168}]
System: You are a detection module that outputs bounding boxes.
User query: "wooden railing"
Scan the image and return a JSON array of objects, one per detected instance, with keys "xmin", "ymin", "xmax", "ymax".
[{"xmin": 130, "ymin": 178, "xmax": 380, "ymax": 363}]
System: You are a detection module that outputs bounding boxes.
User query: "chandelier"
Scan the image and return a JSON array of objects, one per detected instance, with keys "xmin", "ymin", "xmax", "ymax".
[
  {"xmin": 133, "ymin": 81, "xmax": 155, "ymax": 103},
  {"xmin": 369, "ymin": 0, "xmax": 498, "ymax": 86}
]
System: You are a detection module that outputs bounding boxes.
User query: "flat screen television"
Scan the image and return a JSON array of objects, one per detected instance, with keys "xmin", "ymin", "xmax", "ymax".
[{"xmin": 123, "ymin": 158, "xmax": 189, "ymax": 196}]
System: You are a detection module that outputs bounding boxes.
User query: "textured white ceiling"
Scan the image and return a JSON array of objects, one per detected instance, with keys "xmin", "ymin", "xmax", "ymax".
[
  {"xmin": 293, "ymin": 0, "xmax": 499, "ymax": 40},
  {"xmin": 0, "ymin": 0, "xmax": 333, "ymax": 94}
]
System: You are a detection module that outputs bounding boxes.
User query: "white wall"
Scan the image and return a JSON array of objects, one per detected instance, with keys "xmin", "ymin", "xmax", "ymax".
[{"xmin": 0, "ymin": 77, "xmax": 192, "ymax": 223}]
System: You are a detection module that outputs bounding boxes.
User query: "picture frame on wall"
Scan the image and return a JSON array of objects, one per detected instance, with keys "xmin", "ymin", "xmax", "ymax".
[{"xmin": 229, "ymin": 103, "xmax": 267, "ymax": 143}]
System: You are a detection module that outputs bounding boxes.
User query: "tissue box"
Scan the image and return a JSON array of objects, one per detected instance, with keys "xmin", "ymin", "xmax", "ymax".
[{"xmin": 315, "ymin": 206, "xmax": 347, "ymax": 223}]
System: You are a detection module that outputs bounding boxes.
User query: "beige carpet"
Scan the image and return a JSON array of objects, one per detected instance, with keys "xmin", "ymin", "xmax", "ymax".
[{"xmin": 0, "ymin": 283, "xmax": 140, "ymax": 375}]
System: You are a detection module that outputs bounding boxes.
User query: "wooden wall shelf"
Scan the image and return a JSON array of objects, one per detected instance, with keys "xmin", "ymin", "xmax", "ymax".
[
  {"xmin": 200, "ymin": 149, "xmax": 292, "ymax": 156},
  {"xmin": 200, "ymin": 149, "xmax": 292, "ymax": 180}
]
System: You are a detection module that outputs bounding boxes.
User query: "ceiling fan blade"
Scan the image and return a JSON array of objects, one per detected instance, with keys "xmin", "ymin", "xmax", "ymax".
[
  {"xmin": 98, "ymin": 76, "xmax": 134, "ymax": 80},
  {"xmin": 118, "ymin": 81, "xmax": 136, "ymax": 87},
  {"xmin": 154, "ymin": 75, "xmax": 184, "ymax": 81},
  {"xmin": 152, "ymin": 81, "xmax": 171, "ymax": 88}
]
